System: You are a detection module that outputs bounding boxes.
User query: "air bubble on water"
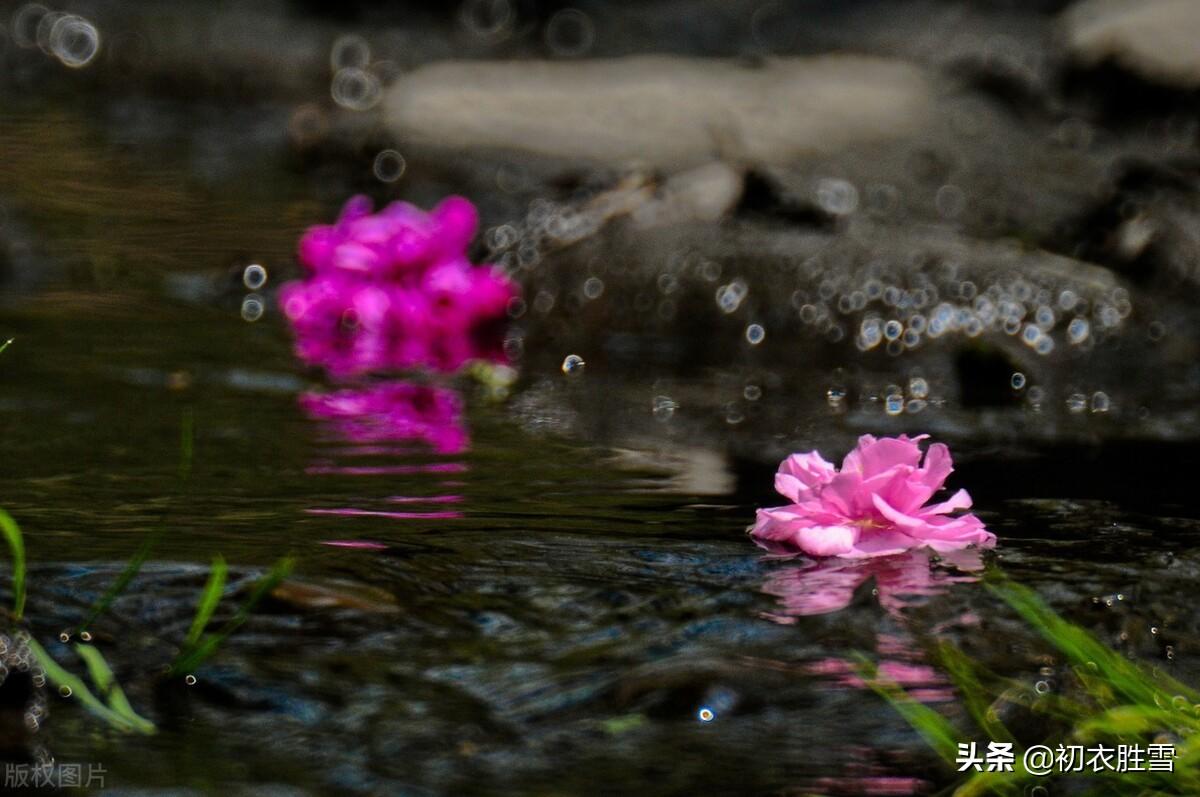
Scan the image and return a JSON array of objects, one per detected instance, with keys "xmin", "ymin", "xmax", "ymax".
[
  {"xmin": 1035, "ymin": 305, "xmax": 1055, "ymax": 330},
  {"xmin": 716, "ymin": 279, "xmax": 748, "ymax": 313},
  {"xmin": 242, "ymin": 263, "xmax": 267, "ymax": 290},
  {"xmin": 1021, "ymin": 324, "xmax": 1041, "ymax": 346},
  {"xmin": 59, "ymin": 685, "xmax": 72, "ymax": 697},
  {"xmin": 698, "ymin": 707, "xmax": 715, "ymax": 722},
  {"xmin": 1034, "ymin": 336, "xmax": 1054, "ymax": 355},
  {"xmin": 241, "ymin": 295, "xmax": 265, "ymax": 322},
  {"xmin": 544, "ymin": 8, "xmax": 594, "ymax": 57},
  {"xmin": 745, "ymin": 324, "xmax": 765, "ymax": 345},
  {"xmin": 79, "ymin": 630, "xmax": 92, "ymax": 642},
  {"xmin": 459, "ymin": 0, "xmax": 514, "ymax": 39},
  {"xmin": 58, "ymin": 631, "xmax": 70, "ymax": 643},
  {"xmin": 1066, "ymin": 393, "xmax": 1087, "ymax": 413},
  {"xmin": 885, "ymin": 393, "xmax": 904, "ymax": 416},
  {"xmin": 1058, "ymin": 289, "xmax": 1078, "ymax": 311},
  {"xmin": 826, "ymin": 387, "xmax": 846, "ymax": 408},
  {"xmin": 743, "ymin": 384, "xmax": 762, "ymax": 401},
  {"xmin": 935, "ymin": 184, "xmax": 966, "ymax": 218},
  {"xmin": 908, "ymin": 314, "xmax": 927, "ymax": 334},
  {"xmin": 1002, "ymin": 317, "xmax": 1021, "ymax": 336},
  {"xmin": 1011, "ymin": 372, "xmax": 1026, "ymax": 390},
  {"xmin": 49, "ymin": 14, "xmax": 99, "ymax": 67},
  {"xmin": 883, "ymin": 320, "xmax": 902, "ymax": 341},
  {"xmin": 583, "ymin": 277, "xmax": 604, "ymax": 300},
  {"xmin": 373, "ymin": 149, "xmax": 406, "ymax": 183},
  {"xmin": 185, "ymin": 674, "xmax": 198, "ymax": 686},
  {"xmin": 1091, "ymin": 391, "xmax": 1110, "ymax": 413},
  {"xmin": 652, "ymin": 395, "xmax": 678, "ymax": 421},
  {"xmin": 858, "ymin": 319, "xmax": 882, "ymax": 350},
  {"xmin": 1034, "ymin": 680, "xmax": 1051, "ymax": 695},
  {"xmin": 561, "ymin": 354, "xmax": 585, "ymax": 375},
  {"xmin": 1067, "ymin": 317, "xmax": 1090, "ymax": 344},
  {"xmin": 657, "ymin": 273, "xmax": 678, "ymax": 295},
  {"xmin": 906, "ymin": 399, "xmax": 926, "ymax": 413},
  {"xmin": 1027, "ymin": 385, "xmax": 1044, "ymax": 403},
  {"xmin": 902, "ymin": 328, "xmax": 920, "ymax": 347},
  {"xmin": 533, "ymin": 290, "xmax": 556, "ymax": 314},
  {"xmin": 330, "ymin": 33, "xmax": 370, "ymax": 71},
  {"xmin": 506, "ymin": 296, "xmax": 526, "ymax": 319},
  {"xmin": 331, "ymin": 67, "xmax": 382, "ymax": 111},
  {"xmin": 908, "ymin": 377, "xmax": 929, "ymax": 399},
  {"xmin": 815, "ymin": 178, "xmax": 858, "ymax": 216}
]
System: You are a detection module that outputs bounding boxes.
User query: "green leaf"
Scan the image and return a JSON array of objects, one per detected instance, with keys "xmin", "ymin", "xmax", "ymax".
[
  {"xmin": 79, "ymin": 529, "xmax": 161, "ymax": 634},
  {"xmin": 24, "ymin": 635, "xmax": 154, "ymax": 734},
  {"xmin": 73, "ymin": 643, "xmax": 155, "ymax": 733},
  {"xmin": 856, "ymin": 655, "xmax": 960, "ymax": 763},
  {"xmin": 170, "ymin": 556, "xmax": 294, "ymax": 677},
  {"xmin": 0, "ymin": 509, "xmax": 26, "ymax": 619},
  {"xmin": 937, "ymin": 641, "xmax": 1015, "ymax": 744},
  {"xmin": 183, "ymin": 555, "xmax": 227, "ymax": 650}
]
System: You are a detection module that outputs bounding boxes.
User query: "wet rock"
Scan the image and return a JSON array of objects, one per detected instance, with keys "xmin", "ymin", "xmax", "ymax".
[
  {"xmin": 1064, "ymin": 0, "xmax": 1200, "ymax": 88},
  {"xmin": 385, "ymin": 55, "xmax": 935, "ymax": 171}
]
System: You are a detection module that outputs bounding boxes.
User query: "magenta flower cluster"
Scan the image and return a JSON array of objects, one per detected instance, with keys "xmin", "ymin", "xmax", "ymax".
[{"xmin": 280, "ymin": 195, "xmax": 517, "ymax": 376}]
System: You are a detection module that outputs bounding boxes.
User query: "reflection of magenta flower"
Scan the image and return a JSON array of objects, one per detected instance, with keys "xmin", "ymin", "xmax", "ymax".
[
  {"xmin": 750, "ymin": 435, "xmax": 995, "ymax": 558},
  {"xmin": 280, "ymin": 195, "xmax": 517, "ymax": 376},
  {"xmin": 299, "ymin": 381, "xmax": 468, "ymax": 454},
  {"xmin": 759, "ymin": 548, "xmax": 984, "ymax": 619}
]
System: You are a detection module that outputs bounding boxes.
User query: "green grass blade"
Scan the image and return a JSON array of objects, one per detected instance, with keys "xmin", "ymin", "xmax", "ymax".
[
  {"xmin": 183, "ymin": 555, "xmax": 227, "ymax": 650},
  {"xmin": 856, "ymin": 655, "xmax": 960, "ymax": 763},
  {"xmin": 990, "ymin": 579, "xmax": 1199, "ymax": 708},
  {"xmin": 24, "ymin": 635, "xmax": 154, "ymax": 734},
  {"xmin": 73, "ymin": 643, "xmax": 155, "ymax": 734},
  {"xmin": 78, "ymin": 529, "xmax": 161, "ymax": 634},
  {"xmin": 0, "ymin": 509, "xmax": 27, "ymax": 619},
  {"xmin": 0, "ymin": 338, "xmax": 12, "ymax": 355},
  {"xmin": 170, "ymin": 556, "xmax": 294, "ymax": 677},
  {"xmin": 936, "ymin": 642, "xmax": 1015, "ymax": 744}
]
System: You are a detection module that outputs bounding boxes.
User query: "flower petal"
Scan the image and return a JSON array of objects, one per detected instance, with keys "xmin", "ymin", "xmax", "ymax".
[
  {"xmin": 795, "ymin": 525, "xmax": 861, "ymax": 557},
  {"xmin": 774, "ymin": 451, "xmax": 837, "ymax": 502}
]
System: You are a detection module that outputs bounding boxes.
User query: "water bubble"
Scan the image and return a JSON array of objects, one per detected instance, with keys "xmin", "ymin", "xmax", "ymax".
[
  {"xmin": 697, "ymin": 707, "xmax": 715, "ymax": 722},
  {"xmin": 561, "ymin": 354, "xmax": 585, "ymax": 375},
  {"xmin": 331, "ymin": 67, "xmax": 382, "ymax": 111},
  {"xmin": 652, "ymin": 395, "xmax": 678, "ymax": 421},
  {"xmin": 241, "ymin": 294, "xmax": 265, "ymax": 322},
  {"xmin": 1022, "ymin": 324, "xmax": 1041, "ymax": 346},
  {"xmin": 583, "ymin": 277, "xmax": 605, "ymax": 300},
  {"xmin": 883, "ymin": 320, "xmax": 902, "ymax": 341},
  {"xmin": 1034, "ymin": 680, "xmax": 1051, "ymax": 694},
  {"xmin": 1091, "ymin": 391, "xmax": 1110, "ymax": 413},
  {"xmin": 885, "ymin": 393, "xmax": 904, "ymax": 416},
  {"xmin": 544, "ymin": 8, "xmax": 594, "ymax": 57},
  {"xmin": 906, "ymin": 399, "xmax": 927, "ymax": 413},
  {"xmin": 185, "ymin": 674, "xmax": 198, "ymax": 686},
  {"xmin": 1035, "ymin": 305, "xmax": 1055, "ymax": 330},
  {"xmin": 58, "ymin": 685, "xmax": 72, "ymax": 697},
  {"xmin": 79, "ymin": 630, "xmax": 92, "ymax": 642},
  {"xmin": 50, "ymin": 14, "xmax": 99, "ymax": 67},
  {"xmin": 1067, "ymin": 317, "xmax": 1090, "ymax": 344},
  {"xmin": 858, "ymin": 319, "xmax": 882, "ymax": 350},
  {"xmin": 533, "ymin": 290, "xmax": 556, "ymax": 314},
  {"xmin": 58, "ymin": 631, "xmax": 70, "ymax": 643},
  {"xmin": 716, "ymin": 280, "xmax": 748, "ymax": 313},
  {"xmin": 330, "ymin": 34, "xmax": 370, "ymax": 71},
  {"xmin": 242, "ymin": 263, "xmax": 267, "ymax": 290},
  {"xmin": 826, "ymin": 387, "xmax": 846, "ymax": 408},
  {"xmin": 745, "ymin": 324, "xmax": 765, "ymax": 345},
  {"xmin": 743, "ymin": 384, "xmax": 762, "ymax": 401},
  {"xmin": 459, "ymin": 0, "xmax": 514, "ymax": 39},
  {"xmin": 1066, "ymin": 393, "xmax": 1087, "ymax": 413},
  {"xmin": 373, "ymin": 149, "xmax": 406, "ymax": 183},
  {"xmin": 1034, "ymin": 336, "xmax": 1054, "ymax": 355},
  {"xmin": 908, "ymin": 377, "xmax": 929, "ymax": 399},
  {"xmin": 935, "ymin": 184, "xmax": 966, "ymax": 218},
  {"xmin": 815, "ymin": 178, "xmax": 859, "ymax": 216},
  {"xmin": 11, "ymin": 4, "xmax": 48, "ymax": 48},
  {"xmin": 1011, "ymin": 372, "xmax": 1026, "ymax": 390}
]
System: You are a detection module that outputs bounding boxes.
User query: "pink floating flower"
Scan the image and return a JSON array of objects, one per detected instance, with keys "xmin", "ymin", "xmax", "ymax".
[
  {"xmin": 750, "ymin": 434, "xmax": 995, "ymax": 558},
  {"xmin": 280, "ymin": 195, "xmax": 518, "ymax": 376}
]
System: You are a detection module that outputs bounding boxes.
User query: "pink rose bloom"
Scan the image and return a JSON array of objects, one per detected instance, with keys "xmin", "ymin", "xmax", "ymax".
[
  {"xmin": 281, "ymin": 195, "xmax": 518, "ymax": 376},
  {"xmin": 750, "ymin": 434, "xmax": 995, "ymax": 558}
]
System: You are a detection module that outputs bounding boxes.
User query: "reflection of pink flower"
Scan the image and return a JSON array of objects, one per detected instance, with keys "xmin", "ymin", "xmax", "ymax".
[
  {"xmin": 750, "ymin": 435, "xmax": 995, "ymax": 558},
  {"xmin": 299, "ymin": 382, "xmax": 468, "ymax": 454},
  {"xmin": 280, "ymin": 195, "xmax": 517, "ymax": 376},
  {"xmin": 759, "ymin": 548, "xmax": 984, "ymax": 619}
]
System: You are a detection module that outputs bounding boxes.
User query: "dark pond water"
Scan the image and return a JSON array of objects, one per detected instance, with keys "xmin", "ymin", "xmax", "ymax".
[{"xmin": 3, "ymin": 31, "xmax": 1200, "ymax": 797}]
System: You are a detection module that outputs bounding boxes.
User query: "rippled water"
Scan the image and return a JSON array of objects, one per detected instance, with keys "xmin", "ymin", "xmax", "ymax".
[{"xmin": 2, "ymin": 91, "xmax": 1200, "ymax": 796}]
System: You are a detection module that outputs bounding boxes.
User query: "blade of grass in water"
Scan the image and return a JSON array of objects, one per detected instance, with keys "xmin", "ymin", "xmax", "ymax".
[
  {"xmin": 0, "ymin": 338, "xmax": 12, "ymax": 355},
  {"xmin": 182, "ymin": 555, "xmax": 227, "ymax": 650},
  {"xmin": 855, "ymin": 654, "xmax": 960, "ymax": 763},
  {"xmin": 170, "ymin": 556, "xmax": 294, "ymax": 677},
  {"xmin": 0, "ymin": 509, "xmax": 26, "ymax": 619},
  {"xmin": 74, "ymin": 643, "xmax": 156, "ymax": 734},
  {"xmin": 24, "ymin": 635, "xmax": 154, "ymax": 734},
  {"xmin": 78, "ymin": 529, "xmax": 162, "ymax": 635}
]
